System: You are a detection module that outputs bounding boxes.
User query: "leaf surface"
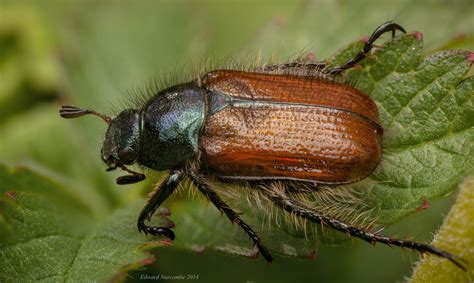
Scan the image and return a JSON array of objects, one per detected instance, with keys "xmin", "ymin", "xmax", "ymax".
[{"xmin": 0, "ymin": 165, "xmax": 166, "ymax": 282}]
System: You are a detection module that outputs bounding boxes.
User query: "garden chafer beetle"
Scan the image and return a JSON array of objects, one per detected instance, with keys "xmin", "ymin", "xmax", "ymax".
[{"xmin": 59, "ymin": 22, "xmax": 467, "ymax": 270}]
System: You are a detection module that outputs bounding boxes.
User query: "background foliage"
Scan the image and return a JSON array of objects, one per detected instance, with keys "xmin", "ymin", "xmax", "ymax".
[{"xmin": 0, "ymin": 0, "xmax": 472, "ymax": 282}]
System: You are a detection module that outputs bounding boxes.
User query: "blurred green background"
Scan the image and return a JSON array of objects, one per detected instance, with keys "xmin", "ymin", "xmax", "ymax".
[{"xmin": 0, "ymin": 0, "xmax": 472, "ymax": 282}]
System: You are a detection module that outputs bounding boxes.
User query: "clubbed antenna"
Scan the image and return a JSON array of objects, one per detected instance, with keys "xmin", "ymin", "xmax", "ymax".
[{"xmin": 59, "ymin": 105, "xmax": 111, "ymax": 124}]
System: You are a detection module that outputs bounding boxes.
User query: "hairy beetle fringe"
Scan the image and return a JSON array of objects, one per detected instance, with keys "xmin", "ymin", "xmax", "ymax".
[
  {"xmin": 112, "ymin": 51, "xmax": 361, "ymax": 116},
  {"xmin": 103, "ymin": 27, "xmax": 407, "ymax": 118},
  {"xmin": 191, "ymin": 176, "xmax": 382, "ymax": 244},
  {"xmin": 143, "ymin": 160, "xmax": 384, "ymax": 243},
  {"xmin": 262, "ymin": 182, "xmax": 379, "ymax": 234}
]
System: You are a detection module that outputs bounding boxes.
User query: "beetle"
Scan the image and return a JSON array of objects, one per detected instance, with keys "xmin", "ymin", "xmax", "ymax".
[{"xmin": 59, "ymin": 22, "xmax": 466, "ymax": 270}]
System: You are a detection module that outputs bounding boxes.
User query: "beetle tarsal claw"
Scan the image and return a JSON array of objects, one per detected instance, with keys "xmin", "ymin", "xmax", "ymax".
[{"xmin": 142, "ymin": 226, "xmax": 176, "ymax": 240}]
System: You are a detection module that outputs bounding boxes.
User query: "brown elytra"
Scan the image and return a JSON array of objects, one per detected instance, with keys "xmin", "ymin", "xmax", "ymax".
[{"xmin": 200, "ymin": 70, "xmax": 383, "ymax": 184}]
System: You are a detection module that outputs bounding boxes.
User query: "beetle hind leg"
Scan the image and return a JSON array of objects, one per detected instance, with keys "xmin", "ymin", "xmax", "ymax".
[
  {"xmin": 325, "ymin": 21, "xmax": 406, "ymax": 74},
  {"xmin": 188, "ymin": 172, "xmax": 273, "ymax": 262},
  {"xmin": 255, "ymin": 22, "xmax": 406, "ymax": 78},
  {"xmin": 263, "ymin": 188, "xmax": 467, "ymax": 271}
]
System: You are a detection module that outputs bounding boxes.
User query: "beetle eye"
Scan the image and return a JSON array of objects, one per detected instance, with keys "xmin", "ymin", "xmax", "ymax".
[{"xmin": 118, "ymin": 147, "xmax": 137, "ymax": 165}]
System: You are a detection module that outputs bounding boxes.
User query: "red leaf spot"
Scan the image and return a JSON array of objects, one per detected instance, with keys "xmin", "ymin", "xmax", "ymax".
[
  {"xmin": 158, "ymin": 207, "xmax": 171, "ymax": 216},
  {"xmin": 139, "ymin": 255, "xmax": 156, "ymax": 266},
  {"xmin": 421, "ymin": 200, "xmax": 430, "ymax": 210},
  {"xmin": 414, "ymin": 32, "xmax": 423, "ymax": 40},
  {"xmin": 307, "ymin": 250, "xmax": 317, "ymax": 260},
  {"xmin": 467, "ymin": 52, "xmax": 474, "ymax": 63},
  {"xmin": 305, "ymin": 52, "xmax": 316, "ymax": 62},
  {"xmin": 4, "ymin": 191, "xmax": 16, "ymax": 202},
  {"xmin": 164, "ymin": 220, "xmax": 175, "ymax": 229},
  {"xmin": 417, "ymin": 197, "xmax": 430, "ymax": 211}
]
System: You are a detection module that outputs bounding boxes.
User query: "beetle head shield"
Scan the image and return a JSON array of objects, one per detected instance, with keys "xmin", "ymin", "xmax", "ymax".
[
  {"xmin": 102, "ymin": 109, "xmax": 140, "ymax": 166},
  {"xmin": 59, "ymin": 105, "xmax": 145, "ymax": 185}
]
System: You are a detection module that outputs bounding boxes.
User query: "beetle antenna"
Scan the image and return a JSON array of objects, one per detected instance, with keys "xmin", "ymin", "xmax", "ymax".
[{"xmin": 59, "ymin": 105, "xmax": 112, "ymax": 124}]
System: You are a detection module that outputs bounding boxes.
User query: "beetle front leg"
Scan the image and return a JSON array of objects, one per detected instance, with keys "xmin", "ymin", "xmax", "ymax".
[
  {"xmin": 137, "ymin": 170, "xmax": 185, "ymax": 240},
  {"xmin": 265, "ymin": 189, "xmax": 467, "ymax": 271},
  {"xmin": 325, "ymin": 21, "xmax": 406, "ymax": 74},
  {"xmin": 188, "ymin": 172, "xmax": 273, "ymax": 262}
]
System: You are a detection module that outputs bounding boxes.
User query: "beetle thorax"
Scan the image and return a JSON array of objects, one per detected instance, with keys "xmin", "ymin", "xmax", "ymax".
[{"xmin": 137, "ymin": 82, "xmax": 207, "ymax": 171}]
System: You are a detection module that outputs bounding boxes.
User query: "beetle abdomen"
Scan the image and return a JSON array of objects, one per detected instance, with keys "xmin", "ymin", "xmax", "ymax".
[{"xmin": 200, "ymin": 71, "xmax": 383, "ymax": 184}]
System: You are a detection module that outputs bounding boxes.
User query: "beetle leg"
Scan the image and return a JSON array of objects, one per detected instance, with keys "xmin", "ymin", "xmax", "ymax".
[
  {"xmin": 188, "ymin": 173, "xmax": 273, "ymax": 262},
  {"xmin": 265, "ymin": 190, "xmax": 467, "ymax": 271},
  {"xmin": 137, "ymin": 170, "xmax": 185, "ymax": 240},
  {"xmin": 325, "ymin": 21, "xmax": 406, "ymax": 74}
]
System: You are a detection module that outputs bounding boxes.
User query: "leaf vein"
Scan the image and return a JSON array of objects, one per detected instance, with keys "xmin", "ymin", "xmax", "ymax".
[{"xmin": 388, "ymin": 57, "xmax": 460, "ymax": 126}]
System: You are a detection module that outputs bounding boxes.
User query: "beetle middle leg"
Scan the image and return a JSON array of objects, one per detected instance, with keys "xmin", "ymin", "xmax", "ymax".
[
  {"xmin": 137, "ymin": 170, "xmax": 184, "ymax": 239},
  {"xmin": 263, "ymin": 187, "xmax": 467, "ymax": 270},
  {"xmin": 188, "ymin": 172, "xmax": 273, "ymax": 262},
  {"xmin": 325, "ymin": 21, "xmax": 406, "ymax": 74}
]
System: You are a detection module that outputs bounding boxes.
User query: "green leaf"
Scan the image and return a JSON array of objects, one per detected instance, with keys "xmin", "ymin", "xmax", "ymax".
[
  {"xmin": 335, "ymin": 33, "xmax": 474, "ymax": 224},
  {"xmin": 0, "ymin": 2, "xmax": 473, "ymax": 281},
  {"xmin": 166, "ymin": 196, "xmax": 318, "ymax": 259},
  {"xmin": 146, "ymin": 32, "xmax": 474, "ymax": 267},
  {"xmin": 0, "ymin": 6, "xmax": 61, "ymax": 122},
  {"xmin": 1, "ymin": 32, "xmax": 472, "ymax": 283},
  {"xmin": 0, "ymin": 104, "xmax": 123, "ymax": 211},
  {"xmin": 128, "ymin": 32, "xmax": 473, "ymax": 263},
  {"xmin": 409, "ymin": 176, "xmax": 474, "ymax": 282},
  {"xmin": 0, "ymin": 165, "xmax": 167, "ymax": 282}
]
